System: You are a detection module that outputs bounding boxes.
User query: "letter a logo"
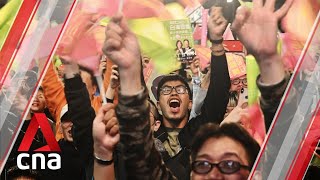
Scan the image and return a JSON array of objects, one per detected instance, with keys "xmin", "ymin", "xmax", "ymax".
[{"xmin": 18, "ymin": 113, "xmax": 61, "ymax": 152}]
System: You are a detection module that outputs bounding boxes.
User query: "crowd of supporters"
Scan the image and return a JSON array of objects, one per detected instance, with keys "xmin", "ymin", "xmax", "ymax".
[{"xmin": 1, "ymin": 0, "xmax": 307, "ymax": 179}]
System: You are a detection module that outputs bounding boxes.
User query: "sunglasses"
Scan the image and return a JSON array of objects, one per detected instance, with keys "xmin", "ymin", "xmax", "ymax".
[{"xmin": 192, "ymin": 160, "xmax": 250, "ymax": 174}]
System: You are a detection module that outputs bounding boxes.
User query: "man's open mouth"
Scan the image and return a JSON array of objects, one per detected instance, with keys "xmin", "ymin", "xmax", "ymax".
[
  {"xmin": 169, "ymin": 99, "xmax": 180, "ymax": 108},
  {"xmin": 169, "ymin": 99, "xmax": 181, "ymax": 113}
]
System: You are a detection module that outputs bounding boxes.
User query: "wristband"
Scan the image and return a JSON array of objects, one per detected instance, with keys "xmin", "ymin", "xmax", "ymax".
[
  {"xmin": 94, "ymin": 153, "xmax": 114, "ymax": 166},
  {"xmin": 210, "ymin": 38, "xmax": 223, "ymax": 44}
]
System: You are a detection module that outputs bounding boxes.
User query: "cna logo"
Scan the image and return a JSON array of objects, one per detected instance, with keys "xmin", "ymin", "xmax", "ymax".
[{"xmin": 17, "ymin": 113, "xmax": 61, "ymax": 170}]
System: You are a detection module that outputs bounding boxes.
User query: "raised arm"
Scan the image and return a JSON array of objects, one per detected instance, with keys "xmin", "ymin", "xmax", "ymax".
[
  {"xmin": 63, "ymin": 62, "xmax": 96, "ymax": 179},
  {"xmin": 231, "ymin": 0, "xmax": 293, "ymax": 130},
  {"xmin": 179, "ymin": 7, "xmax": 231, "ymax": 146},
  {"xmin": 93, "ymin": 104, "xmax": 119, "ymax": 180},
  {"xmin": 102, "ymin": 13, "xmax": 176, "ymax": 179},
  {"xmin": 201, "ymin": 7, "xmax": 231, "ymax": 123},
  {"xmin": 41, "ymin": 60, "xmax": 67, "ymax": 140}
]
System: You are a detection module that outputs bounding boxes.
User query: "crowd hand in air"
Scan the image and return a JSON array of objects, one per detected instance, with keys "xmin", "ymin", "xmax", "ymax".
[
  {"xmin": 189, "ymin": 56, "xmax": 200, "ymax": 77},
  {"xmin": 109, "ymin": 65, "xmax": 120, "ymax": 89},
  {"xmin": 231, "ymin": 0, "xmax": 293, "ymax": 84},
  {"xmin": 102, "ymin": 13, "xmax": 142, "ymax": 95},
  {"xmin": 105, "ymin": 65, "xmax": 120, "ymax": 101},
  {"xmin": 99, "ymin": 56, "xmax": 107, "ymax": 75},
  {"xmin": 93, "ymin": 104, "xmax": 119, "ymax": 161},
  {"xmin": 221, "ymin": 106, "xmax": 249, "ymax": 126},
  {"xmin": 207, "ymin": 7, "xmax": 228, "ymax": 41}
]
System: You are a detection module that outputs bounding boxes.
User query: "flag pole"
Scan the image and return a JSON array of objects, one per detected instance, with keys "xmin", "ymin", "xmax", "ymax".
[
  {"xmin": 95, "ymin": 75, "xmax": 107, "ymax": 104},
  {"xmin": 118, "ymin": 0, "xmax": 124, "ymax": 13}
]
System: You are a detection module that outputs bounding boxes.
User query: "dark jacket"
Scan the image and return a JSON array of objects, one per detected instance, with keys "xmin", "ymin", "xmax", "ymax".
[
  {"xmin": 154, "ymin": 53, "xmax": 231, "ymax": 179},
  {"xmin": 64, "ymin": 75, "xmax": 126, "ymax": 180},
  {"xmin": 256, "ymin": 72, "xmax": 292, "ymax": 131},
  {"xmin": 57, "ymin": 139, "xmax": 86, "ymax": 180},
  {"xmin": 64, "ymin": 75, "xmax": 95, "ymax": 180}
]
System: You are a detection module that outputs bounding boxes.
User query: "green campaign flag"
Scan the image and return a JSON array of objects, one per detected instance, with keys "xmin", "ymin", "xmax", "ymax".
[
  {"xmin": 0, "ymin": 0, "xmax": 23, "ymax": 50},
  {"xmin": 129, "ymin": 18, "xmax": 178, "ymax": 74},
  {"xmin": 246, "ymin": 55, "xmax": 260, "ymax": 105},
  {"xmin": 100, "ymin": 17, "xmax": 179, "ymax": 74},
  {"xmin": 238, "ymin": 0, "xmax": 253, "ymax": 9}
]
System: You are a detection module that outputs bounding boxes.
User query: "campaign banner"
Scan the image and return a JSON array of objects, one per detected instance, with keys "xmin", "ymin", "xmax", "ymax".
[{"xmin": 163, "ymin": 19, "xmax": 196, "ymax": 63}]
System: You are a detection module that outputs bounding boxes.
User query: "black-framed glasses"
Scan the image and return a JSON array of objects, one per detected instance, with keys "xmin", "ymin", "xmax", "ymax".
[
  {"xmin": 232, "ymin": 78, "xmax": 247, "ymax": 86},
  {"xmin": 160, "ymin": 85, "xmax": 188, "ymax": 95},
  {"xmin": 192, "ymin": 160, "xmax": 250, "ymax": 175}
]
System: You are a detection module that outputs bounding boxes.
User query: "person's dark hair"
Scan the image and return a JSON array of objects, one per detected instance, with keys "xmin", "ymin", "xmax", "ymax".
[
  {"xmin": 79, "ymin": 65, "xmax": 98, "ymax": 87},
  {"xmin": 60, "ymin": 112, "xmax": 70, "ymax": 122},
  {"xmin": 183, "ymin": 39, "xmax": 189, "ymax": 44},
  {"xmin": 6, "ymin": 165, "xmax": 40, "ymax": 180},
  {"xmin": 156, "ymin": 74, "xmax": 192, "ymax": 101},
  {"xmin": 191, "ymin": 123, "xmax": 260, "ymax": 169}
]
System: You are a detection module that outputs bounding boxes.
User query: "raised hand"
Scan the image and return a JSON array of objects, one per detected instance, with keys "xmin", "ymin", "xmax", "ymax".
[
  {"xmin": 109, "ymin": 65, "xmax": 120, "ymax": 89},
  {"xmin": 231, "ymin": 0, "xmax": 293, "ymax": 60},
  {"xmin": 232, "ymin": 0, "xmax": 293, "ymax": 84},
  {"xmin": 102, "ymin": 13, "xmax": 142, "ymax": 95},
  {"xmin": 93, "ymin": 104, "xmax": 119, "ymax": 160},
  {"xmin": 102, "ymin": 13, "xmax": 141, "ymax": 71},
  {"xmin": 99, "ymin": 56, "xmax": 107, "ymax": 75},
  {"xmin": 207, "ymin": 7, "xmax": 228, "ymax": 40},
  {"xmin": 221, "ymin": 106, "xmax": 248, "ymax": 126},
  {"xmin": 189, "ymin": 56, "xmax": 200, "ymax": 77}
]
